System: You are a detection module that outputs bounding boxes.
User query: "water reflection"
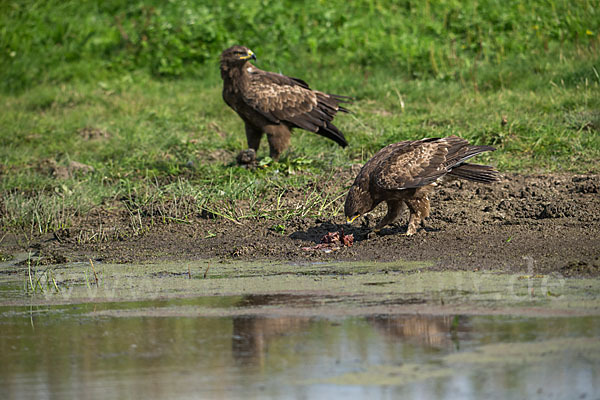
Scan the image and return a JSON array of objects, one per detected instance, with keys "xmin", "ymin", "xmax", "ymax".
[
  {"xmin": 230, "ymin": 294, "xmax": 467, "ymax": 368},
  {"xmin": 0, "ymin": 294, "xmax": 598, "ymax": 399},
  {"xmin": 367, "ymin": 315, "xmax": 468, "ymax": 349},
  {"xmin": 233, "ymin": 315, "xmax": 312, "ymax": 367},
  {"xmin": 233, "ymin": 295, "xmax": 314, "ymax": 367}
]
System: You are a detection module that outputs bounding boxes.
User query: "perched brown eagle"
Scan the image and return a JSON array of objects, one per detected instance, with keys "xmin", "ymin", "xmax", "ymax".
[
  {"xmin": 345, "ymin": 136, "xmax": 499, "ymax": 236},
  {"xmin": 219, "ymin": 45, "xmax": 350, "ymax": 164}
]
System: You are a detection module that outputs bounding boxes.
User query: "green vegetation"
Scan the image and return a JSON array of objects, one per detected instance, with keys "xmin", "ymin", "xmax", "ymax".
[{"xmin": 1, "ymin": 0, "xmax": 599, "ymax": 234}]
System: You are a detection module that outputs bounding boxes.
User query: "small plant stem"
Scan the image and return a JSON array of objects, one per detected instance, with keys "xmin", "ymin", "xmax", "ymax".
[
  {"xmin": 28, "ymin": 256, "xmax": 34, "ymax": 293},
  {"xmin": 89, "ymin": 258, "xmax": 99, "ymax": 286}
]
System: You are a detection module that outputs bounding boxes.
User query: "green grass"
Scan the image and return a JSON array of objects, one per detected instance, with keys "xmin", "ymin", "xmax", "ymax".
[{"xmin": 1, "ymin": 0, "xmax": 599, "ymax": 233}]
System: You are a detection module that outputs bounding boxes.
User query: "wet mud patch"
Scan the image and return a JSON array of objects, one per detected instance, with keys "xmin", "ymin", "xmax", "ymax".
[
  {"xmin": 1, "ymin": 173, "xmax": 599, "ymax": 276},
  {"xmin": 2, "ymin": 260, "xmax": 598, "ymax": 317}
]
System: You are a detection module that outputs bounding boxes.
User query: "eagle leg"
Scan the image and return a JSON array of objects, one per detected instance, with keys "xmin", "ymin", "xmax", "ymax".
[
  {"xmin": 374, "ymin": 200, "xmax": 406, "ymax": 231},
  {"xmin": 244, "ymin": 123, "xmax": 263, "ymax": 151},
  {"xmin": 406, "ymin": 215, "xmax": 419, "ymax": 236},
  {"xmin": 264, "ymin": 124, "xmax": 291, "ymax": 162},
  {"xmin": 237, "ymin": 123, "xmax": 262, "ymax": 167},
  {"xmin": 405, "ymin": 195, "xmax": 431, "ymax": 236}
]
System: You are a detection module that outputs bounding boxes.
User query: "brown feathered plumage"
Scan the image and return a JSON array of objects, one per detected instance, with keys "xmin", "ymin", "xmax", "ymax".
[
  {"xmin": 345, "ymin": 136, "xmax": 499, "ymax": 236},
  {"xmin": 220, "ymin": 45, "xmax": 350, "ymax": 163}
]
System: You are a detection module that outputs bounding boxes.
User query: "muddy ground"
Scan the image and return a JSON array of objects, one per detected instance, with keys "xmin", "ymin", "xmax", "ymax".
[{"xmin": 1, "ymin": 172, "xmax": 599, "ymax": 276}]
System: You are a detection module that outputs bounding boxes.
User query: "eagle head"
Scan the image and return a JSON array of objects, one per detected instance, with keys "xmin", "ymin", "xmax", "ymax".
[
  {"xmin": 220, "ymin": 45, "xmax": 256, "ymax": 66},
  {"xmin": 344, "ymin": 184, "xmax": 373, "ymax": 225}
]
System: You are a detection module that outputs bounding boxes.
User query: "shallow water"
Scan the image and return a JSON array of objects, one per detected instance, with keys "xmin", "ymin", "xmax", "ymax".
[{"xmin": 1, "ymin": 260, "xmax": 599, "ymax": 399}]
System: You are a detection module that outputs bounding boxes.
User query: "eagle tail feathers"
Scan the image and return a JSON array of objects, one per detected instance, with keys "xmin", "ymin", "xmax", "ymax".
[
  {"xmin": 448, "ymin": 163, "xmax": 500, "ymax": 183},
  {"xmin": 316, "ymin": 121, "xmax": 348, "ymax": 148}
]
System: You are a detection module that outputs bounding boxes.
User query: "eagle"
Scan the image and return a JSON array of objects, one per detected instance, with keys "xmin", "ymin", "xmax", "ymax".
[
  {"xmin": 219, "ymin": 45, "xmax": 350, "ymax": 164},
  {"xmin": 345, "ymin": 136, "xmax": 500, "ymax": 236}
]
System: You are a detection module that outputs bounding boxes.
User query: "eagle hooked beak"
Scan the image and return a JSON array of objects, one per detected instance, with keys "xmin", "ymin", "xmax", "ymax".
[
  {"xmin": 346, "ymin": 215, "xmax": 361, "ymax": 225},
  {"xmin": 239, "ymin": 50, "xmax": 256, "ymax": 61}
]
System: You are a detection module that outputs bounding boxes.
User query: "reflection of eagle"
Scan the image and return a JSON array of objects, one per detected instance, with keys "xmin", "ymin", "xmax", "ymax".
[
  {"xmin": 368, "ymin": 315, "xmax": 465, "ymax": 348},
  {"xmin": 219, "ymin": 45, "xmax": 350, "ymax": 164},
  {"xmin": 345, "ymin": 136, "xmax": 499, "ymax": 236}
]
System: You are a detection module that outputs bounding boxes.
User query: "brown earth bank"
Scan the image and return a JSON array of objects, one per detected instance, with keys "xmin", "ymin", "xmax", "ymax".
[{"xmin": 1, "ymin": 173, "xmax": 599, "ymax": 276}]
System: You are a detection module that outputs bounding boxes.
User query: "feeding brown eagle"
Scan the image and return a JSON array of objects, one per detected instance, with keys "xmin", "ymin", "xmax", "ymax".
[
  {"xmin": 345, "ymin": 136, "xmax": 500, "ymax": 236},
  {"xmin": 219, "ymin": 45, "xmax": 350, "ymax": 164}
]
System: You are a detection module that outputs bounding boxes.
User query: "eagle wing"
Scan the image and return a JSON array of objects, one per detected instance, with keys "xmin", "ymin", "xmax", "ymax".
[
  {"xmin": 373, "ymin": 136, "xmax": 497, "ymax": 190},
  {"xmin": 242, "ymin": 69, "xmax": 349, "ymax": 140},
  {"xmin": 373, "ymin": 138, "xmax": 456, "ymax": 190}
]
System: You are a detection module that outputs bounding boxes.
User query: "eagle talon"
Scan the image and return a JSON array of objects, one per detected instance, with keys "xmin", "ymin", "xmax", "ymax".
[
  {"xmin": 236, "ymin": 149, "xmax": 257, "ymax": 168},
  {"xmin": 405, "ymin": 227, "xmax": 418, "ymax": 236},
  {"xmin": 367, "ymin": 230, "xmax": 380, "ymax": 239}
]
